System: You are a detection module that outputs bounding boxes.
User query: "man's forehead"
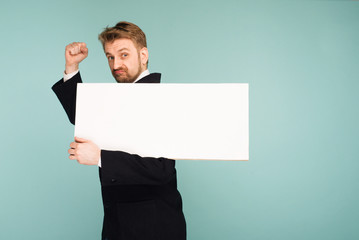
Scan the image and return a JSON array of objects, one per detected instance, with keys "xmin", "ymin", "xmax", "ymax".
[{"xmin": 104, "ymin": 38, "xmax": 136, "ymax": 52}]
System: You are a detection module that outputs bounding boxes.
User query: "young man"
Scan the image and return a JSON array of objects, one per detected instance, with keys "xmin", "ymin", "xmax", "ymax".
[{"xmin": 52, "ymin": 21, "xmax": 186, "ymax": 240}]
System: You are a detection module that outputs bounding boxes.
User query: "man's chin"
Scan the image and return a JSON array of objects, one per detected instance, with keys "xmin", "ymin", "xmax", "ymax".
[{"xmin": 113, "ymin": 75, "xmax": 134, "ymax": 83}]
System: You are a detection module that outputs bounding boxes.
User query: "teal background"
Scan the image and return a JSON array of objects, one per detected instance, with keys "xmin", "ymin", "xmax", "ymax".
[{"xmin": 1, "ymin": 0, "xmax": 358, "ymax": 239}]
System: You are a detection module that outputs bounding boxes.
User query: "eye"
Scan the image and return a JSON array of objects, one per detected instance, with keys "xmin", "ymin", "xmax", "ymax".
[
  {"xmin": 107, "ymin": 56, "xmax": 114, "ymax": 60},
  {"xmin": 121, "ymin": 53, "xmax": 128, "ymax": 58}
]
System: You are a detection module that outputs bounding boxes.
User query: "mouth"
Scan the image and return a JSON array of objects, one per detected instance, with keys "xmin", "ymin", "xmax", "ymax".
[{"xmin": 114, "ymin": 70, "xmax": 126, "ymax": 75}]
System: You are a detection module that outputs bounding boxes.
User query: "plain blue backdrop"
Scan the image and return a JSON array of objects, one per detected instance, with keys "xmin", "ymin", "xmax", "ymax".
[{"xmin": 1, "ymin": 1, "xmax": 358, "ymax": 239}]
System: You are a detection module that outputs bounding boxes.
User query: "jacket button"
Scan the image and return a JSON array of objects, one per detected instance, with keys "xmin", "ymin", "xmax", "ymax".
[{"xmin": 111, "ymin": 179, "xmax": 117, "ymax": 183}]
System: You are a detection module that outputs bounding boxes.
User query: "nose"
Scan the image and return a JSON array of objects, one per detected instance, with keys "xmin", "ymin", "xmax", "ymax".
[{"xmin": 113, "ymin": 57, "xmax": 123, "ymax": 69}]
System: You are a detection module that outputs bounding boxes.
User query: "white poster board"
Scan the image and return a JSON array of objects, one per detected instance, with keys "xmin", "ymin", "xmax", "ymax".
[{"xmin": 75, "ymin": 83, "xmax": 249, "ymax": 160}]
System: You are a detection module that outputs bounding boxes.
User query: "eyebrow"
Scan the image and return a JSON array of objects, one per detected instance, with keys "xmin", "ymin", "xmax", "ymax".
[
  {"xmin": 118, "ymin": 47, "xmax": 130, "ymax": 52},
  {"xmin": 106, "ymin": 48, "xmax": 130, "ymax": 56}
]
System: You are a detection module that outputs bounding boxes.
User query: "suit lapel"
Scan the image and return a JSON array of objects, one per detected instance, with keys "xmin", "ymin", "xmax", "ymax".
[{"xmin": 135, "ymin": 73, "xmax": 161, "ymax": 83}]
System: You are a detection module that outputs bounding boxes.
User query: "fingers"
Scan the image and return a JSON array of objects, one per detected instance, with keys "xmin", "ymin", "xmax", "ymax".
[
  {"xmin": 80, "ymin": 43, "xmax": 88, "ymax": 55},
  {"xmin": 66, "ymin": 43, "xmax": 78, "ymax": 55},
  {"xmin": 68, "ymin": 138, "xmax": 98, "ymax": 165},
  {"xmin": 66, "ymin": 42, "xmax": 88, "ymax": 56},
  {"xmin": 68, "ymin": 143, "xmax": 76, "ymax": 160},
  {"xmin": 75, "ymin": 136, "xmax": 89, "ymax": 143},
  {"xmin": 68, "ymin": 138, "xmax": 88, "ymax": 160},
  {"xmin": 68, "ymin": 148, "xmax": 75, "ymax": 155},
  {"xmin": 70, "ymin": 142, "xmax": 77, "ymax": 149}
]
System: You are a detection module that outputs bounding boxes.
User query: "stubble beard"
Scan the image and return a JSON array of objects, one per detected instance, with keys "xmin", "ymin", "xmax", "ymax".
[{"xmin": 113, "ymin": 56, "xmax": 143, "ymax": 83}]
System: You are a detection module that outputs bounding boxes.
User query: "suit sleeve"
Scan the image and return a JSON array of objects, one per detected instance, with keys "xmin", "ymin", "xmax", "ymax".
[
  {"xmin": 100, "ymin": 150, "xmax": 176, "ymax": 186},
  {"xmin": 51, "ymin": 72, "xmax": 83, "ymax": 125}
]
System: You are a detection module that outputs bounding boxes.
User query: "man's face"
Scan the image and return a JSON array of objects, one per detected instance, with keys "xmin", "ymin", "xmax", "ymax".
[{"xmin": 104, "ymin": 38, "xmax": 148, "ymax": 83}]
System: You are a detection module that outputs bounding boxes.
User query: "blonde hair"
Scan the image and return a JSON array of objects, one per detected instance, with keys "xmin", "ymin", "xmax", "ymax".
[{"xmin": 98, "ymin": 21, "xmax": 147, "ymax": 50}]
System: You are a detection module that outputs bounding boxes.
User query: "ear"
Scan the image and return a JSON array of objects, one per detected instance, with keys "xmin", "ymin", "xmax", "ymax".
[{"xmin": 139, "ymin": 47, "xmax": 148, "ymax": 68}]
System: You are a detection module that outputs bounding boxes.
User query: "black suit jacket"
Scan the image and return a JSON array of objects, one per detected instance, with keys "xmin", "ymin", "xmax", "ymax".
[{"xmin": 52, "ymin": 72, "xmax": 186, "ymax": 240}]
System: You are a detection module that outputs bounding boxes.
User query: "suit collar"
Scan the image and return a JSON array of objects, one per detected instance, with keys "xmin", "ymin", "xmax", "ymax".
[
  {"xmin": 135, "ymin": 73, "xmax": 161, "ymax": 83},
  {"xmin": 133, "ymin": 69, "xmax": 150, "ymax": 83}
]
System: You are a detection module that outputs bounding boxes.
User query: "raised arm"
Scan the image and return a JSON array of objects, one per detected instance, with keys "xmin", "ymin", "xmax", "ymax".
[{"xmin": 52, "ymin": 42, "xmax": 88, "ymax": 124}]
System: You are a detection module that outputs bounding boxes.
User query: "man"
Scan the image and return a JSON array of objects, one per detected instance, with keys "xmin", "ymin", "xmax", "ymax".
[{"xmin": 52, "ymin": 21, "xmax": 186, "ymax": 240}]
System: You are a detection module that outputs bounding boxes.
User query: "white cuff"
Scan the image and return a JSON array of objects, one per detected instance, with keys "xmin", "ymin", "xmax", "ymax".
[
  {"xmin": 98, "ymin": 157, "xmax": 102, "ymax": 168},
  {"xmin": 63, "ymin": 69, "xmax": 79, "ymax": 82}
]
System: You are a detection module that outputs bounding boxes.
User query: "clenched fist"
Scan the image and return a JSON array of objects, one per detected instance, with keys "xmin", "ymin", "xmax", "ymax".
[{"xmin": 65, "ymin": 42, "xmax": 88, "ymax": 74}]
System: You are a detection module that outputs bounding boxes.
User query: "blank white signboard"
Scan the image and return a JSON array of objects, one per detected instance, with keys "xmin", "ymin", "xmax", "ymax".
[{"xmin": 75, "ymin": 83, "xmax": 249, "ymax": 160}]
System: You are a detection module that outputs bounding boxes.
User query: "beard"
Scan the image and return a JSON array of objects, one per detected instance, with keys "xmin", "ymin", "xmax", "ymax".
[{"xmin": 112, "ymin": 56, "xmax": 143, "ymax": 83}]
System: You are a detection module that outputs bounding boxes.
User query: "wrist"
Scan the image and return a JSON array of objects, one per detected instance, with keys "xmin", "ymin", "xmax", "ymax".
[{"xmin": 65, "ymin": 64, "xmax": 79, "ymax": 74}]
